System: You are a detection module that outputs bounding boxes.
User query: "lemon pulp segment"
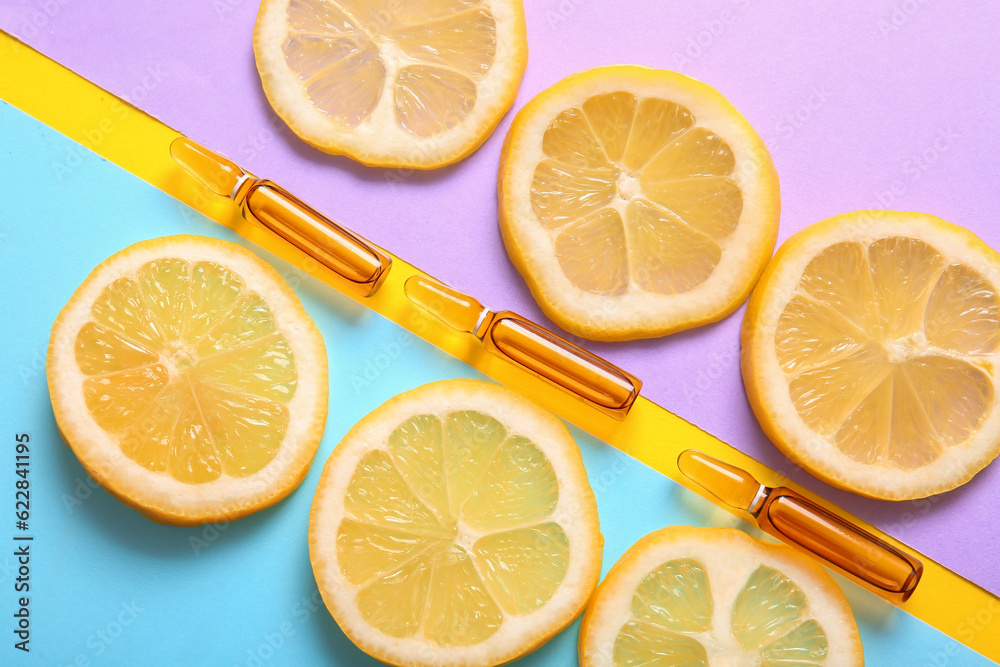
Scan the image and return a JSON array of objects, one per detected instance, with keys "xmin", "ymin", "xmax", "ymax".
[
  {"xmin": 336, "ymin": 409, "xmax": 569, "ymax": 645},
  {"xmin": 612, "ymin": 560, "xmax": 828, "ymax": 665},
  {"xmin": 281, "ymin": 0, "xmax": 496, "ymax": 136},
  {"xmin": 531, "ymin": 93, "xmax": 742, "ymax": 297},
  {"xmin": 75, "ymin": 258, "xmax": 297, "ymax": 484},
  {"xmin": 731, "ymin": 566, "xmax": 828, "ymax": 661},
  {"xmin": 579, "ymin": 527, "xmax": 863, "ymax": 666},
  {"xmin": 776, "ymin": 237, "xmax": 999, "ymax": 469}
]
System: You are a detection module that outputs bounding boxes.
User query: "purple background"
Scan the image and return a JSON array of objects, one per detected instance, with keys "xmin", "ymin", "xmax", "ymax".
[{"xmin": 3, "ymin": 0, "xmax": 999, "ymax": 593}]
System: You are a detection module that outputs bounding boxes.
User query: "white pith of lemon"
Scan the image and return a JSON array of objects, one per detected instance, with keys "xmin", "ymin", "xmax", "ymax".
[
  {"xmin": 47, "ymin": 235, "xmax": 328, "ymax": 525},
  {"xmin": 309, "ymin": 379, "xmax": 602, "ymax": 667}
]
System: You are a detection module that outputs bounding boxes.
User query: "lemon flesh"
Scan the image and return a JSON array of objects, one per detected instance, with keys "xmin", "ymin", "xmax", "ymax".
[
  {"xmin": 310, "ymin": 379, "xmax": 601, "ymax": 667},
  {"xmin": 255, "ymin": 0, "xmax": 527, "ymax": 168},
  {"xmin": 49, "ymin": 235, "xmax": 328, "ymax": 525},
  {"xmin": 338, "ymin": 410, "xmax": 568, "ymax": 646},
  {"xmin": 75, "ymin": 258, "xmax": 297, "ymax": 484},
  {"xmin": 777, "ymin": 238, "xmax": 998, "ymax": 469},
  {"xmin": 613, "ymin": 561, "xmax": 829, "ymax": 665},
  {"xmin": 532, "ymin": 93, "xmax": 741, "ymax": 298},
  {"xmin": 282, "ymin": 0, "xmax": 497, "ymax": 137},
  {"xmin": 499, "ymin": 66, "xmax": 779, "ymax": 341},
  {"xmin": 580, "ymin": 527, "xmax": 861, "ymax": 667},
  {"xmin": 744, "ymin": 212, "xmax": 1000, "ymax": 499}
]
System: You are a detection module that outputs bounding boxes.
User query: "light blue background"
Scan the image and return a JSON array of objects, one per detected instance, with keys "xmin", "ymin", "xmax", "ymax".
[{"xmin": 0, "ymin": 102, "xmax": 989, "ymax": 666}]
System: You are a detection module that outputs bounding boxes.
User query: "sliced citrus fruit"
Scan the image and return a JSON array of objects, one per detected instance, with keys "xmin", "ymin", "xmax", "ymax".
[
  {"xmin": 580, "ymin": 526, "xmax": 863, "ymax": 666},
  {"xmin": 253, "ymin": 0, "xmax": 528, "ymax": 168},
  {"xmin": 309, "ymin": 379, "xmax": 602, "ymax": 666},
  {"xmin": 47, "ymin": 235, "xmax": 328, "ymax": 525},
  {"xmin": 743, "ymin": 211, "xmax": 1000, "ymax": 500},
  {"xmin": 499, "ymin": 65, "xmax": 780, "ymax": 341}
]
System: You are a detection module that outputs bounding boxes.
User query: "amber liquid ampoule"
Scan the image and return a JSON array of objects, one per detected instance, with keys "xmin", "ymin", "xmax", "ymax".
[
  {"xmin": 678, "ymin": 450, "xmax": 923, "ymax": 603},
  {"xmin": 404, "ymin": 276, "xmax": 641, "ymax": 418},
  {"xmin": 170, "ymin": 137, "xmax": 391, "ymax": 297}
]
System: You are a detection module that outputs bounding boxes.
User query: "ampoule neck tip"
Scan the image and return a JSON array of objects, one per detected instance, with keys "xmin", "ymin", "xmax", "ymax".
[
  {"xmin": 677, "ymin": 450, "xmax": 763, "ymax": 512},
  {"xmin": 170, "ymin": 136, "xmax": 244, "ymax": 198},
  {"xmin": 404, "ymin": 275, "xmax": 485, "ymax": 335}
]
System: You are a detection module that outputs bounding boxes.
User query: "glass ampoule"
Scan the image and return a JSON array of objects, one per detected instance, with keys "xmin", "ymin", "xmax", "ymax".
[
  {"xmin": 170, "ymin": 137, "xmax": 391, "ymax": 297},
  {"xmin": 404, "ymin": 275, "xmax": 641, "ymax": 419},
  {"xmin": 678, "ymin": 450, "xmax": 923, "ymax": 603}
]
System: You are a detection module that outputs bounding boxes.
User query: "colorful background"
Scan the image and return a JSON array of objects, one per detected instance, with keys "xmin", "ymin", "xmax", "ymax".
[
  {"xmin": 1, "ymin": 0, "xmax": 999, "ymax": 663},
  {"xmin": 2, "ymin": 0, "xmax": 997, "ymax": 595},
  {"xmin": 0, "ymin": 98, "xmax": 992, "ymax": 666}
]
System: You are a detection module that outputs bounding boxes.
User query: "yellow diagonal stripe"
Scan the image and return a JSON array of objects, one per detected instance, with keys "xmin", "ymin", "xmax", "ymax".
[{"xmin": 2, "ymin": 30, "xmax": 997, "ymax": 660}]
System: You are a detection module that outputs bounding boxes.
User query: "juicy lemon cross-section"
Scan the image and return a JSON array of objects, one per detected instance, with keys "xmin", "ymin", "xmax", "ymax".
[
  {"xmin": 580, "ymin": 526, "xmax": 863, "ymax": 667},
  {"xmin": 310, "ymin": 379, "xmax": 602, "ymax": 667},
  {"xmin": 744, "ymin": 211, "xmax": 1000, "ymax": 500},
  {"xmin": 254, "ymin": 0, "xmax": 528, "ymax": 168},
  {"xmin": 77, "ymin": 258, "xmax": 295, "ymax": 483},
  {"xmin": 537, "ymin": 97, "xmax": 738, "ymax": 296},
  {"xmin": 48, "ymin": 236, "xmax": 328, "ymax": 525},
  {"xmin": 343, "ymin": 416, "xmax": 562, "ymax": 642},
  {"xmin": 500, "ymin": 66, "xmax": 780, "ymax": 341}
]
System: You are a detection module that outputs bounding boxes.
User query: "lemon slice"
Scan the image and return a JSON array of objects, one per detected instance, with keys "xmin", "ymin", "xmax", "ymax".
[
  {"xmin": 309, "ymin": 379, "xmax": 602, "ymax": 667},
  {"xmin": 253, "ymin": 0, "xmax": 528, "ymax": 168},
  {"xmin": 580, "ymin": 526, "xmax": 863, "ymax": 666},
  {"xmin": 47, "ymin": 235, "xmax": 328, "ymax": 525},
  {"xmin": 743, "ymin": 211, "xmax": 1000, "ymax": 500},
  {"xmin": 499, "ymin": 66, "xmax": 780, "ymax": 341}
]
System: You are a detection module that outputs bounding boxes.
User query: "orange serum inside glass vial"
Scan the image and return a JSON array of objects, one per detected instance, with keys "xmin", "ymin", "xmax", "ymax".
[
  {"xmin": 679, "ymin": 450, "xmax": 923, "ymax": 603},
  {"xmin": 405, "ymin": 275, "xmax": 641, "ymax": 419},
  {"xmin": 170, "ymin": 137, "xmax": 391, "ymax": 297}
]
